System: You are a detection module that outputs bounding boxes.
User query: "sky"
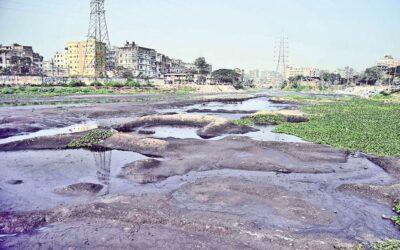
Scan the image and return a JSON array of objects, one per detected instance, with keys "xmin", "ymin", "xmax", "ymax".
[{"xmin": 0, "ymin": 0, "xmax": 399, "ymax": 72}]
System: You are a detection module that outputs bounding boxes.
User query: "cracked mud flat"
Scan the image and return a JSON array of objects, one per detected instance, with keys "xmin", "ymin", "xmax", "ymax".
[{"xmin": 1, "ymin": 93, "xmax": 400, "ymax": 249}]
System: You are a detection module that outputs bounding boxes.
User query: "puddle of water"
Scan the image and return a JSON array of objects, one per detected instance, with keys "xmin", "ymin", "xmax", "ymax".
[
  {"xmin": 185, "ymin": 97, "xmax": 288, "ymax": 112},
  {"xmin": 0, "ymin": 122, "xmax": 99, "ymax": 145},
  {"xmin": 0, "ymin": 149, "xmax": 147, "ymax": 212},
  {"xmin": 148, "ymin": 126, "xmax": 201, "ymax": 139},
  {"xmin": 143, "ymin": 124, "xmax": 304, "ymax": 143},
  {"xmin": 234, "ymin": 126, "xmax": 305, "ymax": 143},
  {"xmin": 160, "ymin": 97, "xmax": 289, "ymax": 116}
]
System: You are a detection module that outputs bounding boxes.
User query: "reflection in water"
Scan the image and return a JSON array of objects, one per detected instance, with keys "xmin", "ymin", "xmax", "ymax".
[{"xmin": 93, "ymin": 151, "xmax": 112, "ymax": 195}]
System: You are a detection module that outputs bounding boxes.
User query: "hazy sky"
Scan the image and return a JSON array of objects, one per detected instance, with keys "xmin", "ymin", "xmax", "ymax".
[{"xmin": 1, "ymin": 0, "xmax": 399, "ymax": 71}]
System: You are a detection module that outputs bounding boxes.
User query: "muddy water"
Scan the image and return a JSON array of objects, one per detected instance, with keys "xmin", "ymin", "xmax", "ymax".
[
  {"xmin": 159, "ymin": 97, "xmax": 287, "ymax": 117},
  {"xmin": 0, "ymin": 149, "xmax": 147, "ymax": 211},
  {"xmin": 0, "ymin": 122, "xmax": 99, "ymax": 144},
  {"xmin": 184, "ymin": 97, "xmax": 288, "ymax": 112}
]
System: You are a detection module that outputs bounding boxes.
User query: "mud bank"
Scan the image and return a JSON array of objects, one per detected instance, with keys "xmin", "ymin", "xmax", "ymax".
[
  {"xmin": 118, "ymin": 136, "xmax": 350, "ymax": 183},
  {"xmin": 113, "ymin": 114, "xmax": 257, "ymax": 139},
  {"xmin": 0, "ymin": 93, "xmax": 262, "ymax": 139}
]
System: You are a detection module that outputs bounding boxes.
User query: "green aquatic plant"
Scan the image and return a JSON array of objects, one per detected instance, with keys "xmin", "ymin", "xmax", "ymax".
[
  {"xmin": 68, "ymin": 129, "xmax": 114, "ymax": 149},
  {"xmin": 234, "ymin": 113, "xmax": 287, "ymax": 126},
  {"xmin": 373, "ymin": 240, "xmax": 400, "ymax": 250},
  {"xmin": 274, "ymin": 98, "xmax": 400, "ymax": 156}
]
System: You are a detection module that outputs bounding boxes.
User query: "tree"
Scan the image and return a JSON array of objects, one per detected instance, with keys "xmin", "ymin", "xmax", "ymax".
[
  {"xmin": 319, "ymin": 71, "xmax": 341, "ymax": 84},
  {"xmin": 359, "ymin": 66, "xmax": 380, "ymax": 85},
  {"xmin": 212, "ymin": 69, "xmax": 241, "ymax": 84},
  {"xmin": 194, "ymin": 57, "xmax": 210, "ymax": 75}
]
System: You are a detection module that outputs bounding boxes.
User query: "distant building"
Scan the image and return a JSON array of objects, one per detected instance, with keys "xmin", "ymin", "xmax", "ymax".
[
  {"xmin": 67, "ymin": 39, "xmax": 106, "ymax": 77},
  {"xmin": 377, "ymin": 55, "xmax": 400, "ymax": 68},
  {"xmin": 249, "ymin": 69, "xmax": 260, "ymax": 80},
  {"xmin": 43, "ymin": 51, "xmax": 69, "ymax": 77},
  {"xmin": 116, "ymin": 42, "xmax": 157, "ymax": 78},
  {"xmin": 0, "ymin": 43, "xmax": 43, "ymax": 75},
  {"xmin": 284, "ymin": 65, "xmax": 320, "ymax": 80}
]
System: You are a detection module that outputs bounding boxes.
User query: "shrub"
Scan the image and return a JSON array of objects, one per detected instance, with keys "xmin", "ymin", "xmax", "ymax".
[
  {"xmin": 90, "ymin": 81, "xmax": 104, "ymax": 86},
  {"xmin": 105, "ymin": 81, "xmax": 124, "ymax": 88},
  {"xmin": 125, "ymin": 79, "xmax": 140, "ymax": 87},
  {"xmin": 68, "ymin": 80, "xmax": 86, "ymax": 87}
]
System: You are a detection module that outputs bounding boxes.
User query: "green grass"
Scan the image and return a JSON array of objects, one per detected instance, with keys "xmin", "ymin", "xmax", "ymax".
[
  {"xmin": 68, "ymin": 129, "xmax": 114, "ymax": 149},
  {"xmin": 391, "ymin": 201, "xmax": 400, "ymax": 226},
  {"xmin": 0, "ymin": 85, "xmax": 197, "ymax": 98},
  {"xmin": 0, "ymin": 86, "xmax": 114, "ymax": 97},
  {"xmin": 274, "ymin": 98, "xmax": 400, "ymax": 156},
  {"xmin": 373, "ymin": 240, "xmax": 400, "ymax": 250},
  {"xmin": 234, "ymin": 113, "xmax": 287, "ymax": 126},
  {"xmin": 272, "ymin": 95, "xmax": 353, "ymax": 103}
]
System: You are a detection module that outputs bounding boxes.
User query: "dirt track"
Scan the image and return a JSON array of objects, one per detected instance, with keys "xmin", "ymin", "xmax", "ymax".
[{"xmin": 1, "ymin": 92, "xmax": 399, "ymax": 250}]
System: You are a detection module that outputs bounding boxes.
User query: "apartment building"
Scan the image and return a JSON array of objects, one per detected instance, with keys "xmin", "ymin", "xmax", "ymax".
[
  {"xmin": 67, "ymin": 39, "xmax": 106, "ymax": 77},
  {"xmin": 0, "ymin": 43, "xmax": 43, "ymax": 75},
  {"xmin": 116, "ymin": 42, "xmax": 157, "ymax": 78},
  {"xmin": 42, "ymin": 50, "xmax": 70, "ymax": 77},
  {"xmin": 284, "ymin": 65, "xmax": 320, "ymax": 80},
  {"xmin": 377, "ymin": 55, "xmax": 400, "ymax": 68}
]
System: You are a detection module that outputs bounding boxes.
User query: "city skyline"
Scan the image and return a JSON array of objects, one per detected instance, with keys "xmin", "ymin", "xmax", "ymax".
[{"xmin": 1, "ymin": 0, "xmax": 400, "ymax": 71}]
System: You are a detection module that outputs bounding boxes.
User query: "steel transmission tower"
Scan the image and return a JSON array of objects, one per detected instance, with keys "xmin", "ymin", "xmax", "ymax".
[
  {"xmin": 84, "ymin": 0, "xmax": 111, "ymax": 77},
  {"xmin": 274, "ymin": 35, "xmax": 289, "ymax": 76}
]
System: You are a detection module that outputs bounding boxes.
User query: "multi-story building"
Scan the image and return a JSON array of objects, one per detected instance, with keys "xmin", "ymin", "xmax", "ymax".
[
  {"xmin": 116, "ymin": 42, "xmax": 157, "ymax": 78},
  {"xmin": 0, "ymin": 43, "xmax": 43, "ymax": 75},
  {"xmin": 67, "ymin": 39, "xmax": 106, "ymax": 77},
  {"xmin": 43, "ymin": 50, "xmax": 69, "ymax": 77},
  {"xmin": 284, "ymin": 65, "xmax": 320, "ymax": 80},
  {"xmin": 377, "ymin": 55, "xmax": 400, "ymax": 68},
  {"xmin": 249, "ymin": 69, "xmax": 260, "ymax": 80},
  {"xmin": 116, "ymin": 41, "xmax": 212, "ymax": 80}
]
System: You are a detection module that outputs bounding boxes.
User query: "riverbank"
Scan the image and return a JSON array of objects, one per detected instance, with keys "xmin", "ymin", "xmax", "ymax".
[{"xmin": 1, "ymin": 91, "xmax": 399, "ymax": 249}]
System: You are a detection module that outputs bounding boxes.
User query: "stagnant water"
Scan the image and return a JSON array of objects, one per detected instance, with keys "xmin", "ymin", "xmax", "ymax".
[
  {"xmin": 0, "ymin": 97, "xmax": 298, "ymax": 144},
  {"xmin": 0, "ymin": 149, "xmax": 147, "ymax": 211},
  {"xmin": 0, "ymin": 148, "xmax": 398, "ymax": 239}
]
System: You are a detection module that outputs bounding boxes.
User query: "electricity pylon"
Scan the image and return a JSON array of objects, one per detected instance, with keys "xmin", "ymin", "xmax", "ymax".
[
  {"xmin": 83, "ymin": 0, "xmax": 111, "ymax": 78},
  {"xmin": 274, "ymin": 35, "xmax": 289, "ymax": 76}
]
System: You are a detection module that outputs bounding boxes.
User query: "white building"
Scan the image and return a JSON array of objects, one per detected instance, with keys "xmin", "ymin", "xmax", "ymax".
[
  {"xmin": 42, "ymin": 51, "xmax": 69, "ymax": 77},
  {"xmin": 284, "ymin": 65, "xmax": 320, "ymax": 80},
  {"xmin": 377, "ymin": 55, "xmax": 400, "ymax": 68}
]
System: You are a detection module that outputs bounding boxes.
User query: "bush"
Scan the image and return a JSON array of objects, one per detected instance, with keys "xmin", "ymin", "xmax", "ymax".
[
  {"xmin": 105, "ymin": 81, "xmax": 124, "ymax": 88},
  {"xmin": 90, "ymin": 81, "xmax": 104, "ymax": 86},
  {"xmin": 68, "ymin": 80, "xmax": 86, "ymax": 87},
  {"xmin": 0, "ymin": 87, "xmax": 16, "ymax": 95},
  {"xmin": 125, "ymin": 79, "xmax": 140, "ymax": 88},
  {"xmin": 233, "ymin": 82, "xmax": 245, "ymax": 90}
]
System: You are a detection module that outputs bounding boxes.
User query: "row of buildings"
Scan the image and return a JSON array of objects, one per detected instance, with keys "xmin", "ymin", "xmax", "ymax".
[
  {"xmin": 0, "ymin": 43, "xmax": 43, "ymax": 75},
  {"xmin": 42, "ymin": 40, "xmax": 207, "ymax": 79},
  {"xmin": 247, "ymin": 55, "xmax": 400, "ymax": 84},
  {"xmin": 0, "ymin": 40, "xmax": 210, "ymax": 80}
]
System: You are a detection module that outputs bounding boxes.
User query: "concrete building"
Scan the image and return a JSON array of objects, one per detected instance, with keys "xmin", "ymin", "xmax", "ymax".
[
  {"xmin": 249, "ymin": 69, "xmax": 260, "ymax": 80},
  {"xmin": 0, "ymin": 43, "xmax": 43, "ymax": 75},
  {"xmin": 284, "ymin": 65, "xmax": 320, "ymax": 80},
  {"xmin": 116, "ymin": 42, "xmax": 157, "ymax": 78},
  {"xmin": 377, "ymin": 55, "xmax": 400, "ymax": 68},
  {"xmin": 42, "ymin": 50, "xmax": 69, "ymax": 77},
  {"xmin": 67, "ymin": 39, "xmax": 106, "ymax": 77}
]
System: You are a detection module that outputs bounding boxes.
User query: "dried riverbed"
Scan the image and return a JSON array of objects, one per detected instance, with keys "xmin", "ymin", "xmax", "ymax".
[{"xmin": 0, "ymin": 92, "xmax": 399, "ymax": 249}]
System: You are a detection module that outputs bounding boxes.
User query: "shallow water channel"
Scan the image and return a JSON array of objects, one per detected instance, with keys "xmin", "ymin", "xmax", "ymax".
[{"xmin": 0, "ymin": 149, "xmax": 147, "ymax": 211}]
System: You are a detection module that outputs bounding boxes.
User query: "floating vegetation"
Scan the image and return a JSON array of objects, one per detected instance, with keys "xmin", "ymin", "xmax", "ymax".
[{"xmin": 68, "ymin": 129, "xmax": 114, "ymax": 149}]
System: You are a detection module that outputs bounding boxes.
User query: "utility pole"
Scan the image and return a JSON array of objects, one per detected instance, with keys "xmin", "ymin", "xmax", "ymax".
[
  {"xmin": 274, "ymin": 34, "xmax": 289, "ymax": 83},
  {"xmin": 83, "ymin": 0, "xmax": 111, "ymax": 79}
]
